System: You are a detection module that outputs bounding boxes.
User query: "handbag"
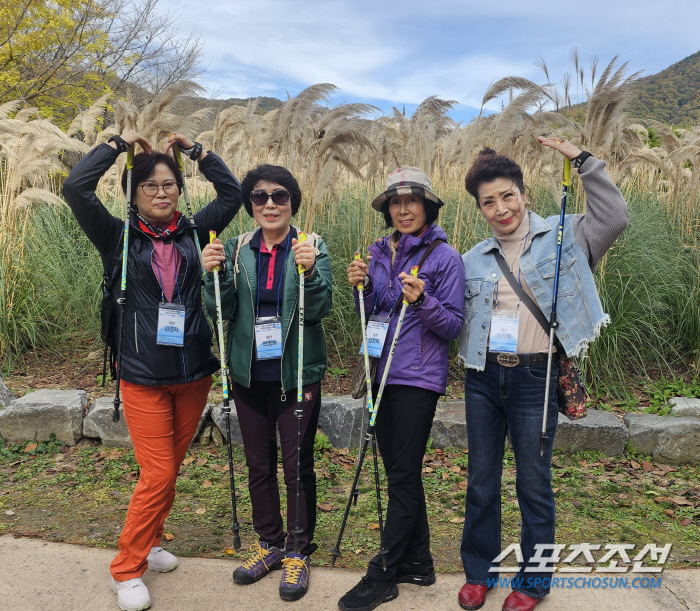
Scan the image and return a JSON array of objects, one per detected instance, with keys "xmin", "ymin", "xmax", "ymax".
[
  {"xmin": 350, "ymin": 238, "xmax": 446, "ymax": 400},
  {"xmin": 493, "ymin": 251, "xmax": 588, "ymax": 420}
]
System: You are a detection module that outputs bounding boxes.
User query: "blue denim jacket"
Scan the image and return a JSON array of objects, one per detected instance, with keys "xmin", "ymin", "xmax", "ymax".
[{"xmin": 458, "ymin": 211, "xmax": 610, "ymax": 370}]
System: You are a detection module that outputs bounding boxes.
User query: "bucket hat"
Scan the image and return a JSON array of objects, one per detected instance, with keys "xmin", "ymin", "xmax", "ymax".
[{"xmin": 371, "ymin": 167, "xmax": 445, "ymax": 211}]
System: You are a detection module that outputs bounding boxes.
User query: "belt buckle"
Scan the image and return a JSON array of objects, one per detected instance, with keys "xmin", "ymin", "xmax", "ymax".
[{"xmin": 497, "ymin": 352, "xmax": 520, "ymax": 367}]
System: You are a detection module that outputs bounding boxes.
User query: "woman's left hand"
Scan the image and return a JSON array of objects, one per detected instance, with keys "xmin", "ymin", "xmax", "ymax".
[
  {"xmin": 163, "ymin": 133, "xmax": 207, "ymax": 160},
  {"xmin": 292, "ymin": 237, "xmax": 316, "ymax": 271},
  {"xmin": 538, "ymin": 136, "xmax": 582, "ymax": 160},
  {"xmin": 399, "ymin": 271, "xmax": 425, "ymax": 303}
]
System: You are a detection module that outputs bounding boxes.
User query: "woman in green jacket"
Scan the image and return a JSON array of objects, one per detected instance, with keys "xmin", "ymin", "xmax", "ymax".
[{"xmin": 202, "ymin": 164, "xmax": 332, "ymax": 602}]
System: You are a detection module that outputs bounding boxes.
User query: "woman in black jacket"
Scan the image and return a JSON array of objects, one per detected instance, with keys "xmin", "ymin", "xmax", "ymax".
[{"xmin": 63, "ymin": 130, "xmax": 242, "ymax": 611}]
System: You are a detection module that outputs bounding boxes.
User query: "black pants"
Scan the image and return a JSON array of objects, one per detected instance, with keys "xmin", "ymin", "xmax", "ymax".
[
  {"xmin": 232, "ymin": 380, "xmax": 321, "ymax": 556},
  {"xmin": 367, "ymin": 384, "xmax": 440, "ymax": 581}
]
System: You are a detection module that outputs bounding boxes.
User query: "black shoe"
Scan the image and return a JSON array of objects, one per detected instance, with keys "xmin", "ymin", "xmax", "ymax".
[
  {"xmin": 395, "ymin": 559, "xmax": 436, "ymax": 586},
  {"xmin": 338, "ymin": 576, "xmax": 399, "ymax": 611}
]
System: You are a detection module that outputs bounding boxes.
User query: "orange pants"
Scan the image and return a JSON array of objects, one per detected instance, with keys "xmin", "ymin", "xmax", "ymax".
[{"xmin": 110, "ymin": 376, "xmax": 211, "ymax": 580}]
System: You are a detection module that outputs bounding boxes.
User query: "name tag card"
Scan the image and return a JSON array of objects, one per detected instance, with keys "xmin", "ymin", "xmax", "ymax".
[
  {"xmin": 359, "ymin": 315, "xmax": 389, "ymax": 358},
  {"xmin": 255, "ymin": 316, "xmax": 283, "ymax": 360},
  {"xmin": 489, "ymin": 310, "xmax": 519, "ymax": 353},
  {"xmin": 157, "ymin": 303, "xmax": 186, "ymax": 347}
]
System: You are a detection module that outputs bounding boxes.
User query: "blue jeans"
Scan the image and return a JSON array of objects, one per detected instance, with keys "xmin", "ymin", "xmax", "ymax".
[{"xmin": 460, "ymin": 357, "xmax": 559, "ymax": 599}]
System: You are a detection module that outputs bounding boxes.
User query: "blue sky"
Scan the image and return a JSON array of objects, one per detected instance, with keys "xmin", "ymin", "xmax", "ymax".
[{"xmin": 161, "ymin": 0, "xmax": 700, "ymax": 123}]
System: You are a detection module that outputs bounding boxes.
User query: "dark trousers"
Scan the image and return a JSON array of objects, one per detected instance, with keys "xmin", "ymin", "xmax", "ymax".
[
  {"xmin": 367, "ymin": 384, "xmax": 440, "ymax": 582},
  {"xmin": 460, "ymin": 359, "xmax": 559, "ymax": 599},
  {"xmin": 232, "ymin": 380, "xmax": 321, "ymax": 556}
]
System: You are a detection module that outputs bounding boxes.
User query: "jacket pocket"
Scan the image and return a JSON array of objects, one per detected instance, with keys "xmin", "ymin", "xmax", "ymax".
[
  {"xmin": 464, "ymin": 280, "xmax": 482, "ymax": 323},
  {"xmin": 536, "ymin": 247, "xmax": 577, "ymax": 281}
]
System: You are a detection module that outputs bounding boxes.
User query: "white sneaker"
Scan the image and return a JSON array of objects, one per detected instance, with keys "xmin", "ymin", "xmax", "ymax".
[
  {"xmin": 147, "ymin": 546, "xmax": 179, "ymax": 572},
  {"xmin": 110, "ymin": 577, "xmax": 152, "ymax": 611}
]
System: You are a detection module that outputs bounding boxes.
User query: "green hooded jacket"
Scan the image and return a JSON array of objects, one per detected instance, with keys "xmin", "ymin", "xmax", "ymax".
[{"xmin": 203, "ymin": 227, "xmax": 332, "ymax": 395}]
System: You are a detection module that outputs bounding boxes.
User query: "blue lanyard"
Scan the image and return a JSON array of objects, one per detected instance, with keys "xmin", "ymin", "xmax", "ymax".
[
  {"xmin": 153, "ymin": 246, "xmax": 182, "ymax": 304},
  {"xmin": 494, "ymin": 233, "xmax": 529, "ymax": 308},
  {"xmin": 256, "ymin": 231, "xmax": 291, "ymax": 317}
]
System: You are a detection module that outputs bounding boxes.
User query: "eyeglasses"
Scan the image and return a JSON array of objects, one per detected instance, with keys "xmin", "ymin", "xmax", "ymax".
[
  {"xmin": 250, "ymin": 189, "xmax": 291, "ymax": 207},
  {"xmin": 139, "ymin": 181, "xmax": 179, "ymax": 196}
]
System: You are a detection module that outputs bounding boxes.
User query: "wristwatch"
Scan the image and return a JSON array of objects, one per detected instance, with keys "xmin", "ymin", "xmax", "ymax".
[
  {"xmin": 179, "ymin": 142, "xmax": 203, "ymax": 161},
  {"xmin": 108, "ymin": 135, "xmax": 129, "ymax": 154},
  {"xmin": 573, "ymin": 151, "xmax": 592, "ymax": 170},
  {"xmin": 409, "ymin": 292, "xmax": 426, "ymax": 308}
]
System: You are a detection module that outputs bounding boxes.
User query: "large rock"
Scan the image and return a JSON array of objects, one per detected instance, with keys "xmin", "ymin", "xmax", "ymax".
[
  {"xmin": 212, "ymin": 404, "xmax": 243, "ymax": 445},
  {"xmin": 625, "ymin": 413, "xmax": 700, "ymax": 464},
  {"xmin": 83, "ymin": 397, "xmax": 132, "ymax": 447},
  {"xmin": 0, "ymin": 374, "xmax": 14, "ymax": 408},
  {"xmin": 318, "ymin": 396, "xmax": 365, "ymax": 449},
  {"xmin": 669, "ymin": 397, "xmax": 700, "ymax": 418},
  {"xmin": 0, "ymin": 389, "xmax": 85, "ymax": 446},
  {"xmin": 554, "ymin": 409, "xmax": 628, "ymax": 456},
  {"xmin": 430, "ymin": 400, "xmax": 467, "ymax": 449}
]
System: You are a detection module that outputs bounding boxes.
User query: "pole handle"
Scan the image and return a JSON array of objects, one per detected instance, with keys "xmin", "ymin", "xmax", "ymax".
[
  {"xmin": 126, "ymin": 145, "xmax": 134, "ymax": 170},
  {"xmin": 402, "ymin": 265, "xmax": 419, "ymax": 306},
  {"xmin": 563, "ymin": 157, "xmax": 571, "ymax": 187},
  {"xmin": 171, "ymin": 136, "xmax": 185, "ymax": 173},
  {"xmin": 297, "ymin": 232, "xmax": 307, "ymax": 274},
  {"xmin": 354, "ymin": 251, "xmax": 364, "ymax": 291},
  {"xmin": 209, "ymin": 230, "xmax": 220, "ymax": 273}
]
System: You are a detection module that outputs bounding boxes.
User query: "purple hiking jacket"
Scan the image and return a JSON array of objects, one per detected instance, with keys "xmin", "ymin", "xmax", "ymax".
[{"xmin": 354, "ymin": 224, "xmax": 465, "ymax": 395}]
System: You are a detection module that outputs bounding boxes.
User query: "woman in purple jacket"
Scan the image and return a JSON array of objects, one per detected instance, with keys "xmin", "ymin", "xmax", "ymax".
[{"xmin": 338, "ymin": 167, "xmax": 465, "ymax": 611}]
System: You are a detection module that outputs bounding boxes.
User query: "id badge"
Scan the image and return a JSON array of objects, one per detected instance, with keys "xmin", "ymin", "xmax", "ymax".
[
  {"xmin": 489, "ymin": 310, "xmax": 519, "ymax": 353},
  {"xmin": 359, "ymin": 315, "xmax": 389, "ymax": 358},
  {"xmin": 157, "ymin": 303, "xmax": 186, "ymax": 347},
  {"xmin": 255, "ymin": 316, "xmax": 283, "ymax": 360}
]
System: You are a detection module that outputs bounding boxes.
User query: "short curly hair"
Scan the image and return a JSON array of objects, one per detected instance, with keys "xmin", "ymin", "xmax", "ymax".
[
  {"xmin": 241, "ymin": 164, "xmax": 301, "ymax": 217},
  {"xmin": 464, "ymin": 147, "xmax": 525, "ymax": 206}
]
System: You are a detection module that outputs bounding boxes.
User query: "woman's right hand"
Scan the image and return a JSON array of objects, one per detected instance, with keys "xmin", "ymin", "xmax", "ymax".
[
  {"xmin": 108, "ymin": 130, "xmax": 152, "ymax": 154},
  {"xmin": 202, "ymin": 239, "xmax": 226, "ymax": 273},
  {"xmin": 347, "ymin": 257, "xmax": 369, "ymax": 287}
]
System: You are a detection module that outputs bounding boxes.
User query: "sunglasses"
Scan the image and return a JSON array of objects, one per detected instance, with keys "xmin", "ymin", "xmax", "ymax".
[{"xmin": 250, "ymin": 189, "xmax": 291, "ymax": 207}]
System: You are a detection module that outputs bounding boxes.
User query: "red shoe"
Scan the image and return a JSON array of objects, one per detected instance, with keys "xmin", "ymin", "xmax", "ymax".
[
  {"xmin": 458, "ymin": 583, "xmax": 489, "ymax": 610},
  {"xmin": 502, "ymin": 590, "xmax": 540, "ymax": 611}
]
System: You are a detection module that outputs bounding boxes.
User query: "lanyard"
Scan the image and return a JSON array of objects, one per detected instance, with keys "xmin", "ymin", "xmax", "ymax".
[
  {"xmin": 256, "ymin": 231, "xmax": 291, "ymax": 317},
  {"xmin": 153, "ymin": 245, "xmax": 182, "ymax": 304},
  {"xmin": 494, "ymin": 233, "xmax": 529, "ymax": 309}
]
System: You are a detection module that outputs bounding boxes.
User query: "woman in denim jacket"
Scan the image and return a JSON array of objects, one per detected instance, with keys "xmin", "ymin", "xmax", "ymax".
[{"xmin": 457, "ymin": 139, "xmax": 629, "ymax": 611}]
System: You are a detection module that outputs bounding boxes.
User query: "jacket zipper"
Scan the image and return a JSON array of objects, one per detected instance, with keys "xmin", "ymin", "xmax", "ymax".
[
  {"xmin": 134, "ymin": 312, "xmax": 139, "ymax": 354},
  {"xmin": 239, "ymin": 254, "xmax": 256, "ymax": 389}
]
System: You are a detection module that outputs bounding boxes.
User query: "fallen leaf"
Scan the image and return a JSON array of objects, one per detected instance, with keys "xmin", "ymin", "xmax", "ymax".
[
  {"xmin": 24, "ymin": 442, "xmax": 37, "ymax": 453},
  {"xmin": 181, "ymin": 507, "xmax": 191, "ymax": 512},
  {"xmin": 664, "ymin": 509, "xmax": 675, "ymax": 516},
  {"xmin": 195, "ymin": 508, "xmax": 206, "ymax": 515},
  {"xmin": 369, "ymin": 523, "xmax": 380, "ymax": 530},
  {"xmin": 579, "ymin": 460, "xmax": 587, "ymax": 467},
  {"xmin": 53, "ymin": 454, "xmax": 64, "ymax": 462},
  {"xmin": 202, "ymin": 480, "xmax": 213, "ymax": 488},
  {"xmin": 641, "ymin": 460, "xmax": 653, "ymax": 472},
  {"xmin": 224, "ymin": 548, "xmax": 234, "ymax": 555},
  {"xmin": 680, "ymin": 518, "xmax": 693, "ymax": 526},
  {"xmin": 118, "ymin": 504, "xmax": 129, "ymax": 510},
  {"xmin": 163, "ymin": 533, "xmax": 174, "ymax": 541},
  {"xmin": 441, "ymin": 472, "xmax": 449, "ymax": 480},
  {"xmin": 337, "ymin": 448, "xmax": 350, "ymax": 456},
  {"xmin": 331, "ymin": 487, "xmax": 345, "ymax": 494},
  {"xmin": 423, "ymin": 467, "xmax": 434, "ymax": 473},
  {"xmin": 670, "ymin": 497, "xmax": 695, "ymax": 506},
  {"xmin": 63, "ymin": 448, "xmax": 77, "ymax": 459},
  {"xmin": 573, "ymin": 501, "xmax": 583, "ymax": 507},
  {"xmin": 182, "ymin": 456, "xmax": 195, "ymax": 465},
  {"xmin": 196, "ymin": 457, "xmax": 208, "ymax": 467},
  {"xmin": 125, "ymin": 472, "xmax": 139, "ymax": 481},
  {"xmin": 552, "ymin": 488, "xmax": 560, "ymax": 494},
  {"xmin": 317, "ymin": 503, "xmax": 338, "ymax": 512},
  {"xmin": 654, "ymin": 496, "xmax": 670, "ymax": 502},
  {"xmin": 451, "ymin": 466, "xmax": 461, "ymax": 474},
  {"xmin": 458, "ymin": 481, "xmax": 468, "ymax": 491},
  {"xmin": 354, "ymin": 548, "xmax": 363, "ymax": 555},
  {"xmin": 618, "ymin": 493, "xmax": 629, "ymax": 500},
  {"xmin": 450, "ymin": 517, "xmax": 465, "ymax": 524}
]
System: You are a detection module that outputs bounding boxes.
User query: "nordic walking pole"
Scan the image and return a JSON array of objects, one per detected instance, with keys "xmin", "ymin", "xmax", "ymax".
[
  {"xmin": 352, "ymin": 250, "xmax": 373, "ymax": 507},
  {"xmin": 172, "ymin": 140, "xmax": 204, "ymax": 275},
  {"xmin": 210, "ymin": 230, "xmax": 241, "ymax": 549},
  {"xmin": 292, "ymin": 231, "xmax": 307, "ymax": 553},
  {"xmin": 331, "ymin": 265, "xmax": 419, "ymax": 569},
  {"xmin": 112, "ymin": 145, "xmax": 135, "ymax": 423},
  {"xmin": 540, "ymin": 157, "xmax": 571, "ymax": 456}
]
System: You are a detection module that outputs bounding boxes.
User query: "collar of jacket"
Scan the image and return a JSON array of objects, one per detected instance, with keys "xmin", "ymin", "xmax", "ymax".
[
  {"xmin": 372, "ymin": 223, "xmax": 446, "ymax": 257},
  {"xmin": 479, "ymin": 211, "xmax": 551, "ymax": 255}
]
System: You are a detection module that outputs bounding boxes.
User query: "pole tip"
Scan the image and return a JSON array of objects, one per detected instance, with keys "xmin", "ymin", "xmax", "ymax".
[
  {"xmin": 330, "ymin": 550, "xmax": 339, "ymax": 569},
  {"xmin": 233, "ymin": 534, "xmax": 241, "ymax": 550}
]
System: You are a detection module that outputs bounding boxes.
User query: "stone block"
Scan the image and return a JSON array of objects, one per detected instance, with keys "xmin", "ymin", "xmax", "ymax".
[
  {"xmin": 212, "ymin": 404, "xmax": 243, "ymax": 445},
  {"xmin": 554, "ymin": 409, "xmax": 628, "ymax": 456},
  {"xmin": 669, "ymin": 397, "xmax": 700, "ymax": 418},
  {"xmin": 0, "ymin": 389, "xmax": 85, "ymax": 446},
  {"xmin": 318, "ymin": 396, "xmax": 365, "ymax": 449},
  {"xmin": 625, "ymin": 413, "xmax": 700, "ymax": 464},
  {"xmin": 83, "ymin": 397, "xmax": 132, "ymax": 447},
  {"xmin": 430, "ymin": 400, "xmax": 467, "ymax": 449}
]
